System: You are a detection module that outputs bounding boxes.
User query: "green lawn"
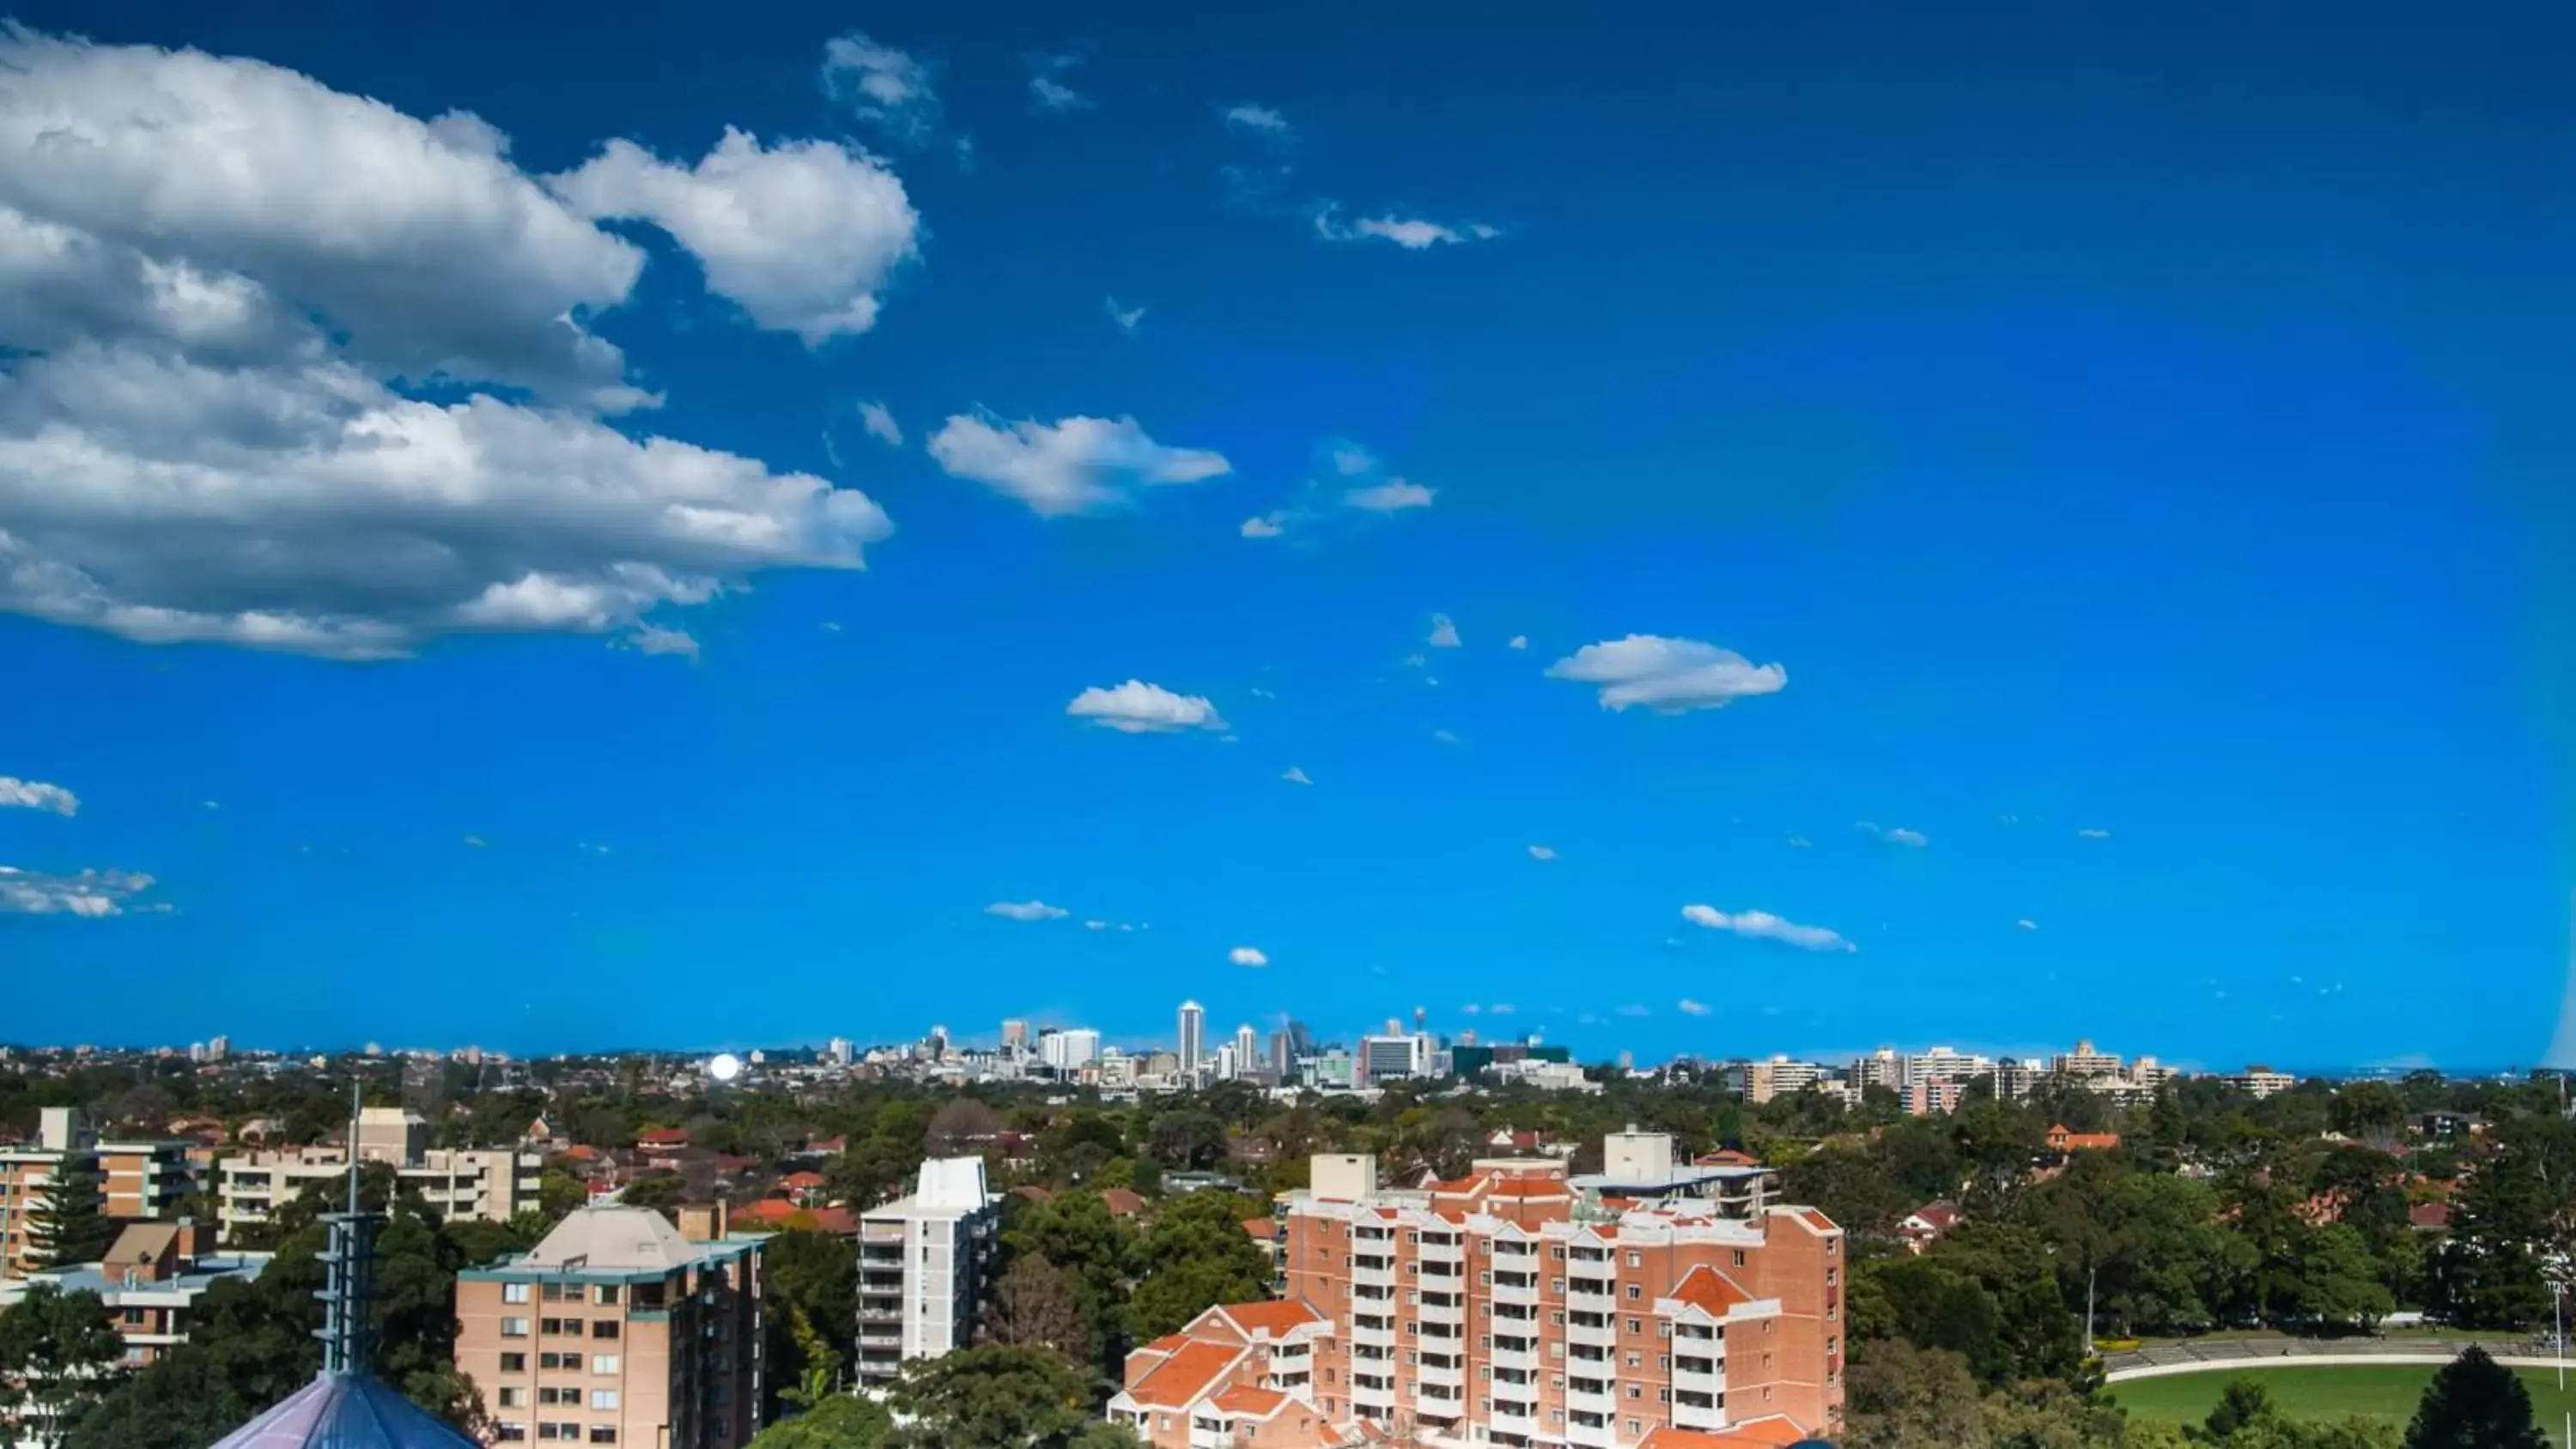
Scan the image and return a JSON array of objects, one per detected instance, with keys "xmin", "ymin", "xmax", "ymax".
[{"xmin": 2113, "ymin": 1365, "xmax": 2576, "ymax": 1428}]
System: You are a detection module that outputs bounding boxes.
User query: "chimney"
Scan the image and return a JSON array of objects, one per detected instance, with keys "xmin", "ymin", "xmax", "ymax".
[
  {"xmin": 677, "ymin": 1201, "xmax": 729, "ymax": 1242},
  {"xmin": 178, "ymin": 1216, "xmax": 215, "ymax": 1261}
]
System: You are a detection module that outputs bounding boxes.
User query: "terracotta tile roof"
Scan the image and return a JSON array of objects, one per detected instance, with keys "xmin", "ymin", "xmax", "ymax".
[
  {"xmin": 1243, "ymin": 1217, "xmax": 1281, "ymax": 1240},
  {"xmin": 1218, "ymin": 1299, "xmax": 1326, "ymax": 1339},
  {"xmin": 1783, "ymin": 1207, "xmax": 1839, "ymax": 1234},
  {"xmin": 1665, "ymin": 1264, "xmax": 1753, "ymax": 1316},
  {"xmin": 2410, "ymin": 1201, "xmax": 2453, "ymax": 1230},
  {"xmin": 1126, "ymin": 1339, "xmax": 1244, "ymax": 1408},
  {"xmin": 1101, "ymin": 1188, "xmax": 1147, "ymax": 1216},
  {"xmin": 1640, "ymin": 1416, "xmax": 1811, "ymax": 1447},
  {"xmin": 781, "ymin": 1171, "xmax": 828, "ymax": 1188},
  {"xmin": 1210, "ymin": 1385, "xmax": 1289, "ymax": 1416},
  {"xmin": 1141, "ymin": 1332, "xmax": 1193, "ymax": 1355}
]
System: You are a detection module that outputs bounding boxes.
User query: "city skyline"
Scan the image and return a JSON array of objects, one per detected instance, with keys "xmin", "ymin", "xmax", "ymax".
[{"xmin": 0, "ymin": 0, "xmax": 2569, "ymax": 1066}]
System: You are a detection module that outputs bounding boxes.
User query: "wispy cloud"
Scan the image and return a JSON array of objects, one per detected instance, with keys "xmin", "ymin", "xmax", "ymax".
[
  {"xmin": 1103, "ymin": 296, "xmax": 1145, "ymax": 335},
  {"xmin": 1506, "ymin": 635, "xmax": 1528, "ymax": 651},
  {"xmin": 1546, "ymin": 635, "xmax": 1786, "ymax": 713},
  {"xmin": 2076, "ymin": 828, "xmax": 2113, "ymax": 840},
  {"xmin": 820, "ymin": 32, "xmax": 944, "ymax": 145},
  {"xmin": 928, "ymin": 413, "xmax": 1230, "ymax": 515},
  {"xmin": 1431, "ymin": 727, "xmax": 1460, "ymax": 745},
  {"xmin": 1785, "ymin": 834, "xmax": 1813, "ymax": 849},
  {"xmin": 1026, "ymin": 51, "xmax": 1092, "ymax": 111},
  {"xmin": 0, "ymin": 866, "xmax": 155, "ymax": 917},
  {"xmin": 2017, "ymin": 918, "xmax": 2038, "ymax": 931},
  {"xmin": 1678, "ymin": 998, "xmax": 1711, "ymax": 1016},
  {"xmin": 1281, "ymin": 766, "xmax": 1313, "ymax": 785},
  {"xmin": 1240, "ymin": 512, "xmax": 1289, "ymax": 539},
  {"xmin": 1331, "ymin": 442, "xmax": 1376, "ymax": 476},
  {"xmin": 1345, "ymin": 479, "xmax": 1435, "ymax": 512},
  {"xmin": 1613, "ymin": 1003, "xmax": 1651, "ymax": 1018},
  {"xmin": 1528, "ymin": 845, "xmax": 1557, "ymax": 861},
  {"xmin": 624, "ymin": 624, "xmax": 701, "ymax": 661},
  {"xmin": 986, "ymin": 900, "xmax": 1069, "ymax": 921},
  {"xmin": 1314, "ymin": 207, "xmax": 1501, "ymax": 250},
  {"xmin": 462, "ymin": 834, "xmax": 488, "ymax": 848},
  {"xmin": 857, "ymin": 399, "xmax": 903, "ymax": 446},
  {"xmin": 1224, "ymin": 104, "xmax": 1292, "ymax": 139},
  {"xmin": 1428, "ymin": 613, "xmax": 1461, "ymax": 648},
  {"xmin": 1066, "ymin": 680, "xmax": 1226, "ymax": 734},
  {"xmin": 1856, "ymin": 822, "xmax": 1929, "ymax": 848},
  {"xmin": 1230, "ymin": 945, "xmax": 1269, "ymax": 967},
  {"xmin": 1680, "ymin": 904, "xmax": 1856, "ymax": 953},
  {"xmin": 0, "ymin": 777, "xmax": 78, "ymax": 816}
]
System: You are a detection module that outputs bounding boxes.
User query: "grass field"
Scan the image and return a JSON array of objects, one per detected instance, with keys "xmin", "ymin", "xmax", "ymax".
[{"xmin": 2112, "ymin": 1365, "xmax": 2576, "ymax": 1428}]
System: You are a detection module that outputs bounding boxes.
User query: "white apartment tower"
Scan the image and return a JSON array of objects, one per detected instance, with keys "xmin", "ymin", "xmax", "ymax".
[
  {"xmin": 1232, "ymin": 1024, "xmax": 1260, "ymax": 1077},
  {"xmin": 856, "ymin": 1157, "xmax": 999, "ymax": 1385},
  {"xmin": 1177, "ymin": 1000, "xmax": 1206, "ymax": 1075}
]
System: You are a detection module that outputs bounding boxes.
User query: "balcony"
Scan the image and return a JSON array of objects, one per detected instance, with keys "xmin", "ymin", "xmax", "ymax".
[
  {"xmin": 1350, "ymin": 1315, "xmax": 1394, "ymax": 1349},
  {"xmin": 1491, "ymin": 1340, "xmax": 1539, "ymax": 1374},
  {"xmin": 1417, "ymin": 1356, "xmax": 1463, "ymax": 1391},
  {"xmin": 1673, "ymin": 1388, "xmax": 1726, "ymax": 1431},
  {"xmin": 1566, "ymin": 1278, "xmax": 1614, "ymax": 1313},
  {"xmin": 1418, "ymin": 1294, "xmax": 1465, "ymax": 1325},
  {"xmin": 1566, "ymin": 1315, "xmax": 1616, "ymax": 1350},
  {"xmin": 1490, "ymin": 1404, "xmax": 1540, "ymax": 1440},
  {"xmin": 1352, "ymin": 1255, "xmax": 1396, "ymax": 1290},
  {"xmin": 1417, "ymin": 1236, "xmax": 1463, "ymax": 1264},
  {"xmin": 1352, "ymin": 1374, "xmax": 1397, "ymax": 1412},
  {"xmin": 1491, "ymin": 1272, "xmax": 1539, "ymax": 1308},
  {"xmin": 1566, "ymin": 1379, "xmax": 1615, "ymax": 1416},
  {"xmin": 1413, "ymin": 1379, "xmax": 1466, "ymax": 1416},
  {"xmin": 1674, "ymin": 1357, "xmax": 1723, "ymax": 1397},
  {"xmin": 1564, "ymin": 1411, "xmax": 1619, "ymax": 1449}
]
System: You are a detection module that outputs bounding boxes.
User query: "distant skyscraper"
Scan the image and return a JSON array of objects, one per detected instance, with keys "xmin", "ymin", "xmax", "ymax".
[
  {"xmin": 1039, "ymin": 1029, "xmax": 1101, "ymax": 1071},
  {"xmin": 826, "ymin": 1037, "xmax": 854, "ymax": 1066},
  {"xmin": 1001, "ymin": 1018, "xmax": 1030, "ymax": 1051},
  {"xmin": 1178, "ymin": 1001, "xmax": 1206, "ymax": 1074},
  {"xmin": 1214, "ymin": 1043, "xmax": 1237, "ymax": 1081},
  {"xmin": 207, "ymin": 1034, "xmax": 229, "ymax": 1062},
  {"xmin": 1270, "ymin": 1030, "xmax": 1294, "ymax": 1076},
  {"xmin": 1232, "ymin": 1024, "xmax": 1259, "ymax": 1077}
]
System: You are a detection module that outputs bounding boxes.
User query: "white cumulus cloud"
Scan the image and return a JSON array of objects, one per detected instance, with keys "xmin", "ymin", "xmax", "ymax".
[
  {"xmin": 986, "ymin": 900, "xmax": 1069, "ymax": 921},
  {"xmin": 624, "ymin": 624, "xmax": 701, "ymax": 661},
  {"xmin": 1281, "ymin": 766, "xmax": 1313, "ymax": 785},
  {"xmin": 1527, "ymin": 845, "xmax": 1556, "ymax": 861},
  {"xmin": 1428, "ymin": 613, "xmax": 1461, "ymax": 648},
  {"xmin": 1507, "ymin": 634, "xmax": 1528, "ymax": 650},
  {"xmin": 820, "ymin": 33, "xmax": 944, "ymax": 145},
  {"xmin": 1678, "ymin": 998, "xmax": 1711, "ymax": 1016},
  {"xmin": 2017, "ymin": 918, "xmax": 2039, "ymax": 931},
  {"xmin": 857, "ymin": 400, "xmax": 903, "ymax": 446},
  {"xmin": 0, "ymin": 777, "xmax": 78, "ymax": 815},
  {"xmin": 1546, "ymin": 635, "xmax": 1787, "ymax": 713},
  {"xmin": 928, "ymin": 414, "xmax": 1230, "ymax": 516},
  {"xmin": 1330, "ymin": 443, "xmax": 1376, "ymax": 476},
  {"xmin": 1066, "ymin": 680, "xmax": 1225, "ymax": 734},
  {"xmin": 1027, "ymin": 52, "xmax": 1092, "ymax": 112},
  {"xmin": 0, "ymin": 865, "xmax": 155, "ymax": 917},
  {"xmin": 550, "ymin": 128, "xmax": 919, "ymax": 344},
  {"xmin": 1857, "ymin": 822, "xmax": 1929, "ymax": 848},
  {"xmin": 1344, "ymin": 479, "xmax": 1436, "ymax": 512},
  {"xmin": 1104, "ymin": 296, "xmax": 1145, "ymax": 335},
  {"xmin": 0, "ymin": 30, "xmax": 895, "ymax": 658},
  {"xmin": 1680, "ymin": 904, "xmax": 1855, "ymax": 953},
  {"xmin": 1230, "ymin": 945, "xmax": 1268, "ymax": 967},
  {"xmin": 2076, "ymin": 828, "xmax": 2113, "ymax": 840},
  {"xmin": 1241, "ymin": 512, "xmax": 1289, "ymax": 539}
]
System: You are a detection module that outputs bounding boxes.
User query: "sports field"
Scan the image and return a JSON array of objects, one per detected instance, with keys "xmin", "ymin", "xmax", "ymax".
[{"xmin": 2111, "ymin": 1365, "xmax": 2576, "ymax": 1428}]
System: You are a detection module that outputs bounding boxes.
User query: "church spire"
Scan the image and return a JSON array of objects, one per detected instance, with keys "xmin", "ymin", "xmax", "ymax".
[{"xmin": 315, "ymin": 1081, "xmax": 378, "ymax": 1377}]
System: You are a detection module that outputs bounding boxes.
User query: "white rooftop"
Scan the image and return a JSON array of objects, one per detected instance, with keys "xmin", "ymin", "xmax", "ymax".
[{"xmin": 522, "ymin": 1206, "xmax": 708, "ymax": 1271}]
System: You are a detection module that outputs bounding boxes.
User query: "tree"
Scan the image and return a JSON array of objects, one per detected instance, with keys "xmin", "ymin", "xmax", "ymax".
[
  {"xmin": 0, "ymin": 1283, "xmax": 126, "ymax": 1447},
  {"xmin": 885, "ymin": 1343, "xmax": 1095, "ymax": 1448},
  {"xmin": 982, "ymin": 1255, "xmax": 1094, "ymax": 1366},
  {"xmin": 1124, "ymin": 1192, "xmax": 1272, "ymax": 1341},
  {"xmin": 2287, "ymin": 1224, "xmax": 2394, "ymax": 1331},
  {"xmin": 764, "ymin": 1230, "xmax": 858, "ymax": 1416},
  {"xmin": 2402, "ymin": 1346, "xmax": 2545, "ymax": 1449},
  {"xmin": 1838, "ymin": 1340, "xmax": 1990, "ymax": 1449},
  {"xmin": 618, "ymin": 1173, "xmax": 685, "ymax": 1216},
  {"xmin": 925, "ymin": 1098, "xmax": 1002, "ymax": 1160},
  {"xmin": 744, "ymin": 1392, "xmax": 893, "ymax": 1449},
  {"xmin": 23, "ymin": 1155, "xmax": 115, "ymax": 1270}
]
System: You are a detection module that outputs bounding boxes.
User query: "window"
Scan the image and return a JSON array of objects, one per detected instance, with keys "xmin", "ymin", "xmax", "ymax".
[
  {"xmin": 1732, "ymin": 1250, "xmax": 1747, "ymax": 1269},
  {"xmin": 1660, "ymin": 1388, "xmax": 1672, "ymax": 1403},
  {"xmin": 504, "ymin": 1283, "xmax": 531, "ymax": 1304},
  {"xmin": 543, "ymin": 1282, "xmax": 580, "ymax": 1302},
  {"xmin": 1552, "ymin": 1278, "xmax": 1564, "ymax": 1294},
  {"xmin": 124, "ymin": 1307, "xmax": 145, "ymax": 1325},
  {"xmin": 495, "ymin": 1426, "xmax": 526, "ymax": 1443},
  {"xmin": 1625, "ymin": 1352, "xmax": 1641, "ymax": 1368},
  {"xmin": 501, "ymin": 1317, "xmax": 531, "ymax": 1338},
  {"xmin": 1625, "ymin": 1284, "xmax": 1641, "ymax": 1300},
  {"xmin": 1627, "ymin": 1421, "xmax": 1641, "ymax": 1437},
  {"xmin": 1551, "ymin": 1246, "xmax": 1565, "ymax": 1260},
  {"xmin": 1627, "ymin": 1319, "xmax": 1642, "ymax": 1334},
  {"xmin": 587, "ymin": 1432, "xmax": 617, "ymax": 1446},
  {"xmin": 1658, "ymin": 1322, "xmax": 1672, "ymax": 1339},
  {"xmin": 500, "ymin": 1354, "xmax": 526, "ymax": 1373},
  {"xmin": 1626, "ymin": 1385, "xmax": 1642, "ymax": 1400},
  {"xmin": 595, "ymin": 1284, "xmax": 622, "ymax": 1305},
  {"xmin": 1552, "ymin": 1311, "xmax": 1565, "ymax": 1325},
  {"xmin": 592, "ymin": 1319, "xmax": 621, "ymax": 1339},
  {"xmin": 498, "ymin": 1388, "xmax": 527, "ymax": 1408},
  {"xmin": 589, "ymin": 1390, "xmax": 619, "ymax": 1410},
  {"xmin": 592, "ymin": 1355, "xmax": 619, "ymax": 1374},
  {"xmin": 1626, "ymin": 1252, "xmax": 1642, "ymax": 1268}
]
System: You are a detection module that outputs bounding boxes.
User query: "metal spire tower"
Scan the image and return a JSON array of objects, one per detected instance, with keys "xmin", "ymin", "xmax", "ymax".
[{"xmin": 315, "ymin": 1082, "xmax": 379, "ymax": 1376}]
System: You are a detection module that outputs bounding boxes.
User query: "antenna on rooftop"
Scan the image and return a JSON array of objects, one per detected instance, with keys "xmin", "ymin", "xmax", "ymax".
[{"xmin": 314, "ymin": 1079, "xmax": 379, "ymax": 1377}]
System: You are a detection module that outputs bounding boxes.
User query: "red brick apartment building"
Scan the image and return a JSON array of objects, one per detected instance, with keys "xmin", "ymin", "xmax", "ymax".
[{"xmin": 1110, "ymin": 1134, "xmax": 1842, "ymax": 1449}]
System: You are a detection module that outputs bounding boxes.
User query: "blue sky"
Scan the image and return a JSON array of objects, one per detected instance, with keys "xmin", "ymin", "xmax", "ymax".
[{"xmin": 0, "ymin": 0, "xmax": 2568, "ymax": 1068}]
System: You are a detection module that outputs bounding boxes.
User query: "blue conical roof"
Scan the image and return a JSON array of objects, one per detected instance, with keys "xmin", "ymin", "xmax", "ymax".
[{"xmin": 210, "ymin": 1372, "xmax": 479, "ymax": 1449}]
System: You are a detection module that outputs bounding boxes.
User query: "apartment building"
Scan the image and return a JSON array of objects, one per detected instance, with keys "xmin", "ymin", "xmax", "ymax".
[
  {"xmin": 1904, "ymin": 1080, "xmax": 1967, "ymax": 1118},
  {"xmin": 1730, "ymin": 1057, "xmax": 1826, "ymax": 1106},
  {"xmin": 855, "ymin": 1156, "xmax": 999, "ymax": 1385},
  {"xmin": 2227, "ymin": 1067, "xmax": 2299, "ymax": 1100},
  {"xmin": 216, "ymin": 1107, "xmax": 542, "ymax": 1241},
  {"xmin": 0, "ymin": 1220, "xmax": 270, "ymax": 1367},
  {"xmin": 2047, "ymin": 1040, "xmax": 2124, "ymax": 1081},
  {"xmin": 1111, "ymin": 1137, "xmax": 1844, "ymax": 1449},
  {"xmin": 456, "ymin": 1203, "xmax": 768, "ymax": 1447},
  {"xmin": 0, "ymin": 1108, "xmax": 204, "ymax": 1279}
]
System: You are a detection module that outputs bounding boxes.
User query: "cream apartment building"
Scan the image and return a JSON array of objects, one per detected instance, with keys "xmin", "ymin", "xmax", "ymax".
[{"xmin": 216, "ymin": 1106, "xmax": 541, "ymax": 1240}]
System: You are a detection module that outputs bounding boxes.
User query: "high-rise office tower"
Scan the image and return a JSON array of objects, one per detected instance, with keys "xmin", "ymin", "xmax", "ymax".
[
  {"xmin": 1177, "ymin": 1001, "xmax": 1206, "ymax": 1075},
  {"xmin": 1232, "ymin": 1024, "xmax": 1260, "ymax": 1077},
  {"xmin": 1001, "ymin": 1019, "xmax": 1030, "ymax": 1052}
]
